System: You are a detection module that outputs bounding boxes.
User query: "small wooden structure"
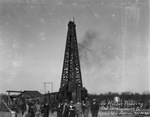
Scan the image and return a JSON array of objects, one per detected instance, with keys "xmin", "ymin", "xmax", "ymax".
[{"xmin": 17, "ymin": 90, "xmax": 43, "ymax": 102}]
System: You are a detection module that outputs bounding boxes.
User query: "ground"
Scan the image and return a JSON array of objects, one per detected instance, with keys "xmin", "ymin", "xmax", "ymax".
[{"xmin": 0, "ymin": 111, "xmax": 136, "ymax": 117}]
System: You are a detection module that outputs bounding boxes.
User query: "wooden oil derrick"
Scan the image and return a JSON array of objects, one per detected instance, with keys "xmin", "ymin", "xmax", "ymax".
[{"xmin": 58, "ymin": 20, "xmax": 87, "ymax": 103}]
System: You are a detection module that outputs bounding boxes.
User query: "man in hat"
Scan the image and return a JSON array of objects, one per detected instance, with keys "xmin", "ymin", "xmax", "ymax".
[
  {"xmin": 75, "ymin": 99, "xmax": 82, "ymax": 117},
  {"xmin": 33, "ymin": 100, "xmax": 41, "ymax": 117},
  {"xmin": 62, "ymin": 99, "xmax": 69, "ymax": 117},
  {"xmin": 11, "ymin": 98, "xmax": 18, "ymax": 117},
  {"xmin": 41, "ymin": 101, "xmax": 50, "ymax": 117},
  {"xmin": 28, "ymin": 99, "xmax": 35, "ymax": 117},
  {"xmin": 83, "ymin": 97, "xmax": 90, "ymax": 117},
  {"xmin": 91, "ymin": 99, "xmax": 99, "ymax": 117},
  {"xmin": 22, "ymin": 98, "xmax": 29, "ymax": 117},
  {"xmin": 57, "ymin": 102, "xmax": 63, "ymax": 117}
]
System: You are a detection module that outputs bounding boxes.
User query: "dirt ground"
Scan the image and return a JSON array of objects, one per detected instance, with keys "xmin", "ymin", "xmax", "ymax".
[{"xmin": 0, "ymin": 111, "xmax": 135, "ymax": 117}]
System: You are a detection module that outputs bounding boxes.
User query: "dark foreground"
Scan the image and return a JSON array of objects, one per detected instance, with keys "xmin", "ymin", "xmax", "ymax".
[{"xmin": 0, "ymin": 111, "xmax": 135, "ymax": 117}]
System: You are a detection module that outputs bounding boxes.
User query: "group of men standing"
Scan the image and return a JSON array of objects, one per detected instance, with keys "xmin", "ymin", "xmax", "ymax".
[
  {"xmin": 21, "ymin": 99, "xmax": 50, "ymax": 117},
  {"xmin": 57, "ymin": 97, "xmax": 99, "ymax": 117},
  {"xmin": 19, "ymin": 97, "xmax": 99, "ymax": 117}
]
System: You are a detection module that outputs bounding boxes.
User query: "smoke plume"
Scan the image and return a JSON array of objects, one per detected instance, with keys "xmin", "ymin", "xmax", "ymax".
[{"xmin": 79, "ymin": 28, "xmax": 149, "ymax": 93}]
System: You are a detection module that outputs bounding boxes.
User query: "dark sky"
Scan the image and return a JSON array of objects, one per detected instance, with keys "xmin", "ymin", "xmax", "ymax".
[{"xmin": 0, "ymin": 0, "xmax": 149, "ymax": 94}]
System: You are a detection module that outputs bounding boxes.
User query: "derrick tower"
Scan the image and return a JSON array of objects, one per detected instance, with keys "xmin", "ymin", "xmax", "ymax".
[{"xmin": 58, "ymin": 20, "xmax": 87, "ymax": 102}]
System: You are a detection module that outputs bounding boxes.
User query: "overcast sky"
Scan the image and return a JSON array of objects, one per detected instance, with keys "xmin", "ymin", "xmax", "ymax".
[{"xmin": 0, "ymin": 0, "xmax": 150, "ymax": 94}]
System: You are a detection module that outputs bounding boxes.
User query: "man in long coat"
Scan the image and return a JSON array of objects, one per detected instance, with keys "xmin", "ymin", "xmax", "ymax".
[
  {"xmin": 91, "ymin": 99, "xmax": 99, "ymax": 117},
  {"xmin": 62, "ymin": 99, "xmax": 69, "ymax": 117},
  {"xmin": 83, "ymin": 97, "xmax": 90, "ymax": 117},
  {"xmin": 75, "ymin": 99, "xmax": 82, "ymax": 117},
  {"xmin": 42, "ymin": 102, "xmax": 50, "ymax": 117}
]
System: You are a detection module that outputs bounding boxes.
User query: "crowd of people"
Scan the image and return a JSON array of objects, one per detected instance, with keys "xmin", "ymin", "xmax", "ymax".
[
  {"xmin": 11, "ymin": 98, "xmax": 50, "ymax": 117},
  {"xmin": 55, "ymin": 98, "xmax": 144, "ymax": 117},
  {"xmin": 11, "ymin": 97, "xmax": 145, "ymax": 117},
  {"xmin": 56, "ymin": 97, "xmax": 99, "ymax": 117},
  {"xmin": 14, "ymin": 97, "xmax": 99, "ymax": 117}
]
